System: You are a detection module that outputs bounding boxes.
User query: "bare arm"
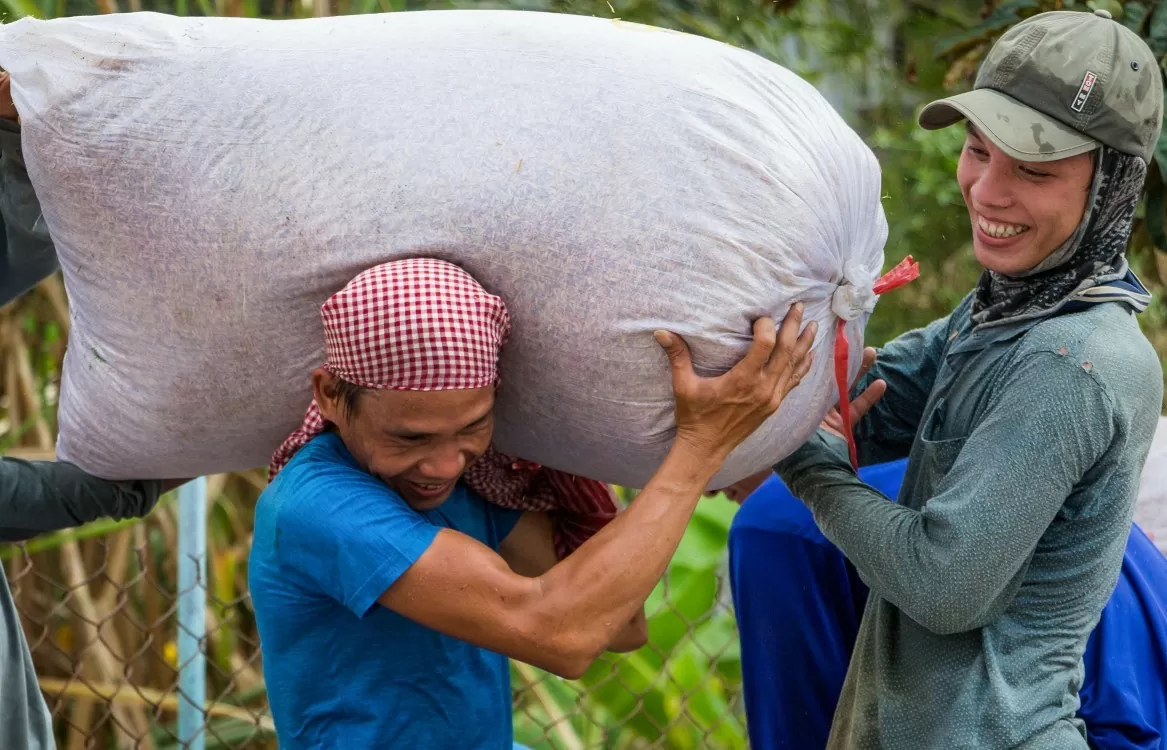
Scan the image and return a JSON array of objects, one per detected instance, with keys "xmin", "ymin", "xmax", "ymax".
[
  {"xmin": 499, "ymin": 509, "xmax": 647, "ymax": 654},
  {"xmin": 379, "ymin": 309, "xmax": 817, "ymax": 678}
]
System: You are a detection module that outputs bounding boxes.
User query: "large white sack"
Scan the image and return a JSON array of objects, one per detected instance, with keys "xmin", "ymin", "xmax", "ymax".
[{"xmin": 0, "ymin": 9, "xmax": 889, "ymax": 489}]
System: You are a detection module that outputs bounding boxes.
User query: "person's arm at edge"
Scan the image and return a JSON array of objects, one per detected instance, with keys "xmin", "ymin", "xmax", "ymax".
[
  {"xmin": 0, "ymin": 459, "xmax": 188, "ymax": 542},
  {"xmin": 0, "ymin": 72, "xmax": 58, "ymax": 307}
]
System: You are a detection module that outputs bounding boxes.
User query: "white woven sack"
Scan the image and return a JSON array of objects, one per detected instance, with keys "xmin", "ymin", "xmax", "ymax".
[{"xmin": 0, "ymin": 9, "xmax": 888, "ymax": 488}]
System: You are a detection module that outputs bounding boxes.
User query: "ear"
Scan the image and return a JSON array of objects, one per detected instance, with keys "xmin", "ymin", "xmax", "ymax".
[{"xmin": 311, "ymin": 368, "xmax": 342, "ymax": 425}]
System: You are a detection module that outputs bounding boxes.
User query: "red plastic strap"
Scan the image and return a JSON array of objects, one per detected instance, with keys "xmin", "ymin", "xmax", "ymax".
[{"xmin": 833, "ymin": 256, "xmax": 920, "ymax": 469}]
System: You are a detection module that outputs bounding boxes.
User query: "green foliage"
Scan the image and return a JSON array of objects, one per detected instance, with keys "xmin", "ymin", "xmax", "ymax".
[
  {"xmin": 512, "ymin": 497, "xmax": 746, "ymax": 749},
  {"xmin": 5, "ymin": 2, "xmax": 1167, "ymax": 748}
]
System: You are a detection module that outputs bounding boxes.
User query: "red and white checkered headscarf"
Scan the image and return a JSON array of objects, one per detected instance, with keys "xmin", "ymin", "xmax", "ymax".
[{"xmin": 269, "ymin": 258, "xmax": 617, "ymax": 558}]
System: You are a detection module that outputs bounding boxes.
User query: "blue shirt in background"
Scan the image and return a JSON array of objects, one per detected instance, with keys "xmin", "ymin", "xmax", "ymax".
[{"xmin": 249, "ymin": 432, "xmax": 523, "ymax": 749}]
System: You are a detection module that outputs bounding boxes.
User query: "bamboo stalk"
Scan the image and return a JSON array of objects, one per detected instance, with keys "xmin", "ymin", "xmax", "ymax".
[
  {"xmin": 157, "ymin": 503, "xmax": 179, "ymax": 584},
  {"xmin": 512, "ymin": 661, "xmax": 585, "ymax": 750},
  {"xmin": 228, "ymin": 650, "xmax": 264, "ymax": 695},
  {"xmin": 8, "ymin": 322, "xmax": 52, "ymax": 448},
  {"xmin": 36, "ymin": 275, "xmax": 70, "ymax": 336},
  {"xmin": 207, "ymin": 473, "xmax": 229, "ymax": 502},
  {"xmin": 97, "ymin": 530, "xmax": 134, "ymax": 607},
  {"xmin": 3, "ymin": 446, "xmax": 55, "ymax": 460},
  {"xmin": 139, "ymin": 521, "xmax": 168, "ymax": 689},
  {"xmin": 98, "ymin": 529, "xmax": 150, "ymax": 703},
  {"xmin": 5, "ymin": 325, "xmax": 23, "ymax": 442},
  {"xmin": 64, "ymin": 653, "xmax": 100, "ymax": 750},
  {"xmin": 237, "ymin": 468, "xmax": 269, "ymax": 494},
  {"xmin": 38, "ymin": 676, "xmax": 276, "ymax": 732},
  {"xmin": 60, "ymin": 539, "xmax": 154, "ymax": 749}
]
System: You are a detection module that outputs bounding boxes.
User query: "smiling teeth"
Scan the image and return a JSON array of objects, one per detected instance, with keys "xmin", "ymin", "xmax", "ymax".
[{"xmin": 978, "ymin": 216, "xmax": 1029, "ymax": 238}]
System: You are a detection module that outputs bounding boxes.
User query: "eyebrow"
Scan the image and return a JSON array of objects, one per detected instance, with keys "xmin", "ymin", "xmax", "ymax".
[{"xmin": 387, "ymin": 405, "xmax": 493, "ymax": 440}]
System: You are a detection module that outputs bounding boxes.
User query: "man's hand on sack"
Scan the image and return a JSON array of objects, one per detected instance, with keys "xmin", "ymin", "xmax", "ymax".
[
  {"xmin": 0, "ymin": 72, "xmax": 17, "ymax": 122},
  {"xmin": 655, "ymin": 303, "xmax": 816, "ymax": 465}
]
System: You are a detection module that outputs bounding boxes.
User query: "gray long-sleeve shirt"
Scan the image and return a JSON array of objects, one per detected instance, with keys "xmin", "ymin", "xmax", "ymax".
[
  {"xmin": 0, "ymin": 117, "xmax": 163, "ymax": 750},
  {"xmin": 775, "ymin": 293, "xmax": 1162, "ymax": 749}
]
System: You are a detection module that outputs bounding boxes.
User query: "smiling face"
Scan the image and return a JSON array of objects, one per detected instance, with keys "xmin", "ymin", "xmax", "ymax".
[
  {"xmin": 957, "ymin": 124, "xmax": 1095, "ymax": 276},
  {"xmin": 313, "ymin": 369, "xmax": 495, "ymax": 511}
]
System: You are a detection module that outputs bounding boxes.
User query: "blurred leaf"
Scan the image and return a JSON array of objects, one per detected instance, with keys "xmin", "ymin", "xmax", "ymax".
[
  {"xmin": 647, "ymin": 566, "xmax": 718, "ymax": 652},
  {"xmin": 576, "ymin": 649, "xmax": 668, "ymax": 739},
  {"xmin": 1146, "ymin": 180, "xmax": 1167, "ymax": 250},
  {"xmin": 1122, "ymin": 1, "xmax": 1150, "ymax": 33},
  {"xmin": 0, "ymin": 0, "xmax": 41, "ymax": 18},
  {"xmin": 1086, "ymin": 0, "xmax": 1122, "ymax": 18},
  {"xmin": 934, "ymin": 0, "xmax": 1039, "ymax": 58},
  {"xmin": 1154, "ymin": 108, "xmax": 1167, "ymax": 182},
  {"xmin": 1150, "ymin": 1, "xmax": 1167, "ymax": 57}
]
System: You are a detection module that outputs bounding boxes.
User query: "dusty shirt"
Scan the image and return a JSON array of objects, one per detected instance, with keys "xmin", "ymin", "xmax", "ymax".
[{"xmin": 775, "ymin": 294, "xmax": 1163, "ymax": 749}]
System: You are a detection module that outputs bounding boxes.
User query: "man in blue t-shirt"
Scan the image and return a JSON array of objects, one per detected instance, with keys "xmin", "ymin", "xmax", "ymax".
[
  {"xmin": 249, "ymin": 258, "xmax": 818, "ymax": 748},
  {"xmin": 726, "ymin": 458, "xmax": 1167, "ymax": 749}
]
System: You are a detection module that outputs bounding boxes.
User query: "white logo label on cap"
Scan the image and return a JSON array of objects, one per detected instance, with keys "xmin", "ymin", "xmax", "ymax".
[{"xmin": 1072, "ymin": 71, "xmax": 1098, "ymax": 112}]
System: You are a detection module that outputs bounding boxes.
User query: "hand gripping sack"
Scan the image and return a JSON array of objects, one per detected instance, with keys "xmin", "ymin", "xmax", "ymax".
[{"xmin": 0, "ymin": 9, "xmax": 890, "ymax": 489}]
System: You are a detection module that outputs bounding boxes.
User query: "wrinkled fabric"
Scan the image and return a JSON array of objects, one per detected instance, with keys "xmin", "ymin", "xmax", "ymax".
[
  {"xmin": 775, "ymin": 294, "xmax": 1163, "ymax": 749},
  {"xmin": 0, "ymin": 10, "xmax": 887, "ymax": 488},
  {"xmin": 461, "ymin": 449, "xmax": 619, "ymax": 559},
  {"xmin": 972, "ymin": 147, "xmax": 1147, "ymax": 325}
]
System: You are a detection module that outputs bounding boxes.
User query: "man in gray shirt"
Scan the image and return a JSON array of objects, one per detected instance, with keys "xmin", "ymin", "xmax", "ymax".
[{"xmin": 0, "ymin": 70, "xmax": 180, "ymax": 750}]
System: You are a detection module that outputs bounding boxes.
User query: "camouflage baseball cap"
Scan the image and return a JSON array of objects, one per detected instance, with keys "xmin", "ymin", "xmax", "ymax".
[{"xmin": 919, "ymin": 9, "xmax": 1163, "ymax": 164}]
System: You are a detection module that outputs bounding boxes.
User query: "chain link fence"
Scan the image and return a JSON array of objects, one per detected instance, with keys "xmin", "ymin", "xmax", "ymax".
[{"xmin": 5, "ymin": 472, "xmax": 748, "ymax": 750}]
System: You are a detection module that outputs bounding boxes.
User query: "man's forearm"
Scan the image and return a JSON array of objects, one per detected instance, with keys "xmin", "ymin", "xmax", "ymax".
[
  {"xmin": 0, "ymin": 459, "xmax": 163, "ymax": 542},
  {"xmin": 534, "ymin": 443, "xmax": 719, "ymax": 659}
]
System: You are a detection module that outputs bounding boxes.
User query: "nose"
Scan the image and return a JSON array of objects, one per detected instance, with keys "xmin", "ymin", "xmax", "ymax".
[
  {"xmin": 418, "ymin": 442, "xmax": 467, "ymax": 481},
  {"xmin": 969, "ymin": 157, "xmax": 1015, "ymax": 211}
]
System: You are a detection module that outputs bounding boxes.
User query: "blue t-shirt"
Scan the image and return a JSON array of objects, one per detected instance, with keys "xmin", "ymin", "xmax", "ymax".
[{"xmin": 249, "ymin": 432, "xmax": 523, "ymax": 749}]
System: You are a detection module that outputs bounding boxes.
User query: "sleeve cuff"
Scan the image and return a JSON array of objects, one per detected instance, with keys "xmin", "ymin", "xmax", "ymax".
[
  {"xmin": 346, "ymin": 524, "xmax": 441, "ymax": 618},
  {"xmin": 774, "ymin": 429, "xmax": 852, "ymax": 476}
]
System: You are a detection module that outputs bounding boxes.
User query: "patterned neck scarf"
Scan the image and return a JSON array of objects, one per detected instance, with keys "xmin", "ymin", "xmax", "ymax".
[
  {"xmin": 971, "ymin": 147, "xmax": 1149, "ymax": 327},
  {"xmin": 270, "ymin": 258, "xmax": 617, "ymax": 558}
]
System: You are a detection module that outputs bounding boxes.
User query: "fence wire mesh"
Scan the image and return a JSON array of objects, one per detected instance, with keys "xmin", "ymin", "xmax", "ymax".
[{"xmin": 5, "ymin": 476, "xmax": 748, "ymax": 750}]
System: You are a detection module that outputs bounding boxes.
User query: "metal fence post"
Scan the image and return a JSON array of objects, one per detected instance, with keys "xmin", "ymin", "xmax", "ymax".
[{"xmin": 177, "ymin": 477, "xmax": 208, "ymax": 750}]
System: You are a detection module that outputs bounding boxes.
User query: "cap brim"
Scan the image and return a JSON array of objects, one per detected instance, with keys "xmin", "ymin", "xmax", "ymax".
[{"xmin": 919, "ymin": 88, "xmax": 1098, "ymax": 163}]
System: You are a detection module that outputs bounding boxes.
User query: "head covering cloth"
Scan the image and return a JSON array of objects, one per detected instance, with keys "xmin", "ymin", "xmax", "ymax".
[
  {"xmin": 971, "ymin": 147, "xmax": 1148, "ymax": 326},
  {"xmin": 270, "ymin": 258, "xmax": 617, "ymax": 558}
]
